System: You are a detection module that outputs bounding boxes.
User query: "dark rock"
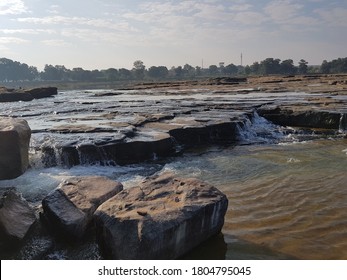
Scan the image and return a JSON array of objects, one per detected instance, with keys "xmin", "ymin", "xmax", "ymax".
[
  {"xmin": 25, "ymin": 87, "xmax": 58, "ymax": 99},
  {"xmin": 258, "ymin": 107, "xmax": 342, "ymax": 129},
  {"xmin": 42, "ymin": 176, "xmax": 123, "ymax": 239},
  {"xmin": 59, "ymin": 132, "xmax": 175, "ymax": 166},
  {"xmin": 0, "ymin": 188, "xmax": 36, "ymax": 240},
  {"xmin": 0, "ymin": 92, "xmax": 33, "ymax": 102},
  {"xmin": 169, "ymin": 121, "xmax": 240, "ymax": 146},
  {"xmin": 94, "ymin": 173, "xmax": 228, "ymax": 259},
  {"xmin": 0, "ymin": 117, "xmax": 31, "ymax": 179}
]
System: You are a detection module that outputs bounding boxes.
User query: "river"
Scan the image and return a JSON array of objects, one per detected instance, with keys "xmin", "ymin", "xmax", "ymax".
[{"xmin": 0, "ymin": 89, "xmax": 346, "ymax": 259}]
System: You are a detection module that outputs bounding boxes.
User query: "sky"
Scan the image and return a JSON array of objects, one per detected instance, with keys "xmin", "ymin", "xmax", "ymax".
[{"xmin": 0, "ymin": 0, "xmax": 346, "ymax": 70}]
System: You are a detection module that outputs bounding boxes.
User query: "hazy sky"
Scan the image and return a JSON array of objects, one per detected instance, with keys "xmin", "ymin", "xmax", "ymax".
[{"xmin": 1, "ymin": 0, "xmax": 346, "ymax": 70}]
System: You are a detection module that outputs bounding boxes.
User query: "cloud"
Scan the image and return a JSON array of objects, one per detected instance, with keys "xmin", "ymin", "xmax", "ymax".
[
  {"xmin": 17, "ymin": 15, "xmax": 137, "ymax": 32},
  {"xmin": 48, "ymin": 4, "xmax": 61, "ymax": 14},
  {"xmin": 264, "ymin": 0, "xmax": 303, "ymax": 23},
  {"xmin": 0, "ymin": 36, "xmax": 28, "ymax": 44},
  {"xmin": 1, "ymin": 29, "xmax": 56, "ymax": 35},
  {"xmin": 230, "ymin": 4, "xmax": 253, "ymax": 12},
  {"xmin": 41, "ymin": 39, "xmax": 69, "ymax": 47},
  {"xmin": 0, "ymin": 0, "xmax": 28, "ymax": 15},
  {"xmin": 315, "ymin": 7, "xmax": 347, "ymax": 27},
  {"xmin": 233, "ymin": 11, "xmax": 268, "ymax": 25}
]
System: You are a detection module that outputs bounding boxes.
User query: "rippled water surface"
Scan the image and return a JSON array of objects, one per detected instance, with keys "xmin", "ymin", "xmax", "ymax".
[{"xmin": 161, "ymin": 139, "xmax": 347, "ymax": 259}]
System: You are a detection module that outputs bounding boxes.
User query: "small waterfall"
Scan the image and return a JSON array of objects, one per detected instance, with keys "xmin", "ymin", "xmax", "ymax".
[
  {"xmin": 236, "ymin": 111, "xmax": 287, "ymax": 144},
  {"xmin": 338, "ymin": 113, "xmax": 347, "ymax": 133},
  {"xmin": 29, "ymin": 135, "xmax": 62, "ymax": 168}
]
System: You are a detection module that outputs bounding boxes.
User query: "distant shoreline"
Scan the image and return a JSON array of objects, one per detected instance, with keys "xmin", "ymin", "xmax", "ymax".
[{"xmin": 1, "ymin": 74, "xmax": 347, "ymax": 94}]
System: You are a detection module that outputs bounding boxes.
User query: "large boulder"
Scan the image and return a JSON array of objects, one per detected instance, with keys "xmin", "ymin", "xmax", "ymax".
[
  {"xmin": 0, "ymin": 188, "xmax": 36, "ymax": 240},
  {"xmin": 41, "ymin": 176, "xmax": 123, "ymax": 239},
  {"xmin": 94, "ymin": 173, "xmax": 228, "ymax": 259},
  {"xmin": 0, "ymin": 117, "xmax": 31, "ymax": 180}
]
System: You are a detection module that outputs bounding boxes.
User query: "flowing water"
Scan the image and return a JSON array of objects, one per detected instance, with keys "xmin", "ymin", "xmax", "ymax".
[{"xmin": 1, "ymin": 89, "xmax": 346, "ymax": 259}]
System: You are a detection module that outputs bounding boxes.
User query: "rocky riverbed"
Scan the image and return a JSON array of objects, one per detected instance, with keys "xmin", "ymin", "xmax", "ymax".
[{"xmin": 0, "ymin": 74, "xmax": 347, "ymax": 259}]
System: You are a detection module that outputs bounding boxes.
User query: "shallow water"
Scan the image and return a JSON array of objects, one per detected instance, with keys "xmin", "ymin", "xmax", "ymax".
[
  {"xmin": 1, "ymin": 138, "xmax": 346, "ymax": 259},
  {"xmin": 160, "ymin": 138, "xmax": 347, "ymax": 259},
  {"xmin": 1, "ymin": 89, "xmax": 347, "ymax": 259}
]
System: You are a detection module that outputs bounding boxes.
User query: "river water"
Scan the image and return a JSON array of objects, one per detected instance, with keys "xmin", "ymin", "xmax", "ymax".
[{"xmin": 1, "ymin": 89, "xmax": 346, "ymax": 259}]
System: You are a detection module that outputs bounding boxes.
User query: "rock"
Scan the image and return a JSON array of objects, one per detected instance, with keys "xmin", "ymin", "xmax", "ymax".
[
  {"xmin": 0, "ymin": 117, "xmax": 31, "ymax": 180},
  {"xmin": 24, "ymin": 87, "xmax": 58, "ymax": 99},
  {"xmin": 258, "ymin": 106, "xmax": 342, "ymax": 129},
  {"xmin": 0, "ymin": 188, "xmax": 36, "ymax": 240},
  {"xmin": 169, "ymin": 121, "xmax": 240, "ymax": 146},
  {"xmin": 94, "ymin": 173, "xmax": 228, "ymax": 259},
  {"xmin": 0, "ymin": 91, "xmax": 34, "ymax": 102},
  {"xmin": 0, "ymin": 87, "xmax": 57, "ymax": 102},
  {"xmin": 42, "ymin": 176, "xmax": 123, "ymax": 239},
  {"xmin": 59, "ymin": 131, "xmax": 175, "ymax": 166}
]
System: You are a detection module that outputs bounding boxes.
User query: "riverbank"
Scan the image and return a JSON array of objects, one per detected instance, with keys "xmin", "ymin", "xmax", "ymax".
[{"xmin": 2, "ymin": 74, "xmax": 347, "ymax": 93}]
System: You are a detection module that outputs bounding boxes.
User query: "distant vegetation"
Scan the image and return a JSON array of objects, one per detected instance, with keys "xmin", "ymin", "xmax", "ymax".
[{"xmin": 1, "ymin": 57, "xmax": 347, "ymax": 83}]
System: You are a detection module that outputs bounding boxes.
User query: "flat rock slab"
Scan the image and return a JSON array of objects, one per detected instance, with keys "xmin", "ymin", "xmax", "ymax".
[
  {"xmin": 0, "ymin": 117, "xmax": 31, "ymax": 180},
  {"xmin": 0, "ymin": 188, "xmax": 36, "ymax": 240},
  {"xmin": 94, "ymin": 173, "xmax": 228, "ymax": 259},
  {"xmin": 42, "ymin": 176, "xmax": 123, "ymax": 239}
]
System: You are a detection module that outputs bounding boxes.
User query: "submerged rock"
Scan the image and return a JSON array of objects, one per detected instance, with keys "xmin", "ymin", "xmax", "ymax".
[
  {"xmin": 94, "ymin": 173, "xmax": 228, "ymax": 259},
  {"xmin": 0, "ymin": 188, "xmax": 36, "ymax": 240},
  {"xmin": 42, "ymin": 176, "xmax": 123, "ymax": 239},
  {"xmin": 0, "ymin": 117, "xmax": 31, "ymax": 180}
]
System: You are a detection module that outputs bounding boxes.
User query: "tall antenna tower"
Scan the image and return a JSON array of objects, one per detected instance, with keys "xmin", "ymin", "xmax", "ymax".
[{"xmin": 241, "ymin": 53, "xmax": 243, "ymax": 66}]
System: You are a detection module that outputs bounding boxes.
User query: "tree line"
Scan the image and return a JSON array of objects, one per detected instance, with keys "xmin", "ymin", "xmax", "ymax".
[{"xmin": 1, "ymin": 57, "xmax": 347, "ymax": 83}]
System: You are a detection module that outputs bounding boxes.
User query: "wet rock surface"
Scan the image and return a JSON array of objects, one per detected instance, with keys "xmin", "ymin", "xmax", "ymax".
[
  {"xmin": 1, "ymin": 75, "xmax": 347, "ymax": 168},
  {"xmin": 42, "ymin": 176, "xmax": 123, "ymax": 239},
  {"xmin": 94, "ymin": 173, "xmax": 228, "ymax": 259},
  {"xmin": 0, "ymin": 117, "xmax": 31, "ymax": 179},
  {"xmin": 0, "ymin": 86, "xmax": 57, "ymax": 102},
  {"xmin": 0, "ymin": 188, "xmax": 36, "ymax": 240}
]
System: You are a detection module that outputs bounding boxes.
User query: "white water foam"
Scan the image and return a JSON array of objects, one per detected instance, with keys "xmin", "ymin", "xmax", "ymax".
[{"xmin": 236, "ymin": 111, "xmax": 288, "ymax": 144}]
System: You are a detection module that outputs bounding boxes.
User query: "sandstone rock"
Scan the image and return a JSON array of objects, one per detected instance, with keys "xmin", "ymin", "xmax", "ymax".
[
  {"xmin": 258, "ymin": 107, "xmax": 342, "ymax": 129},
  {"xmin": 0, "ymin": 118, "xmax": 31, "ymax": 180},
  {"xmin": 94, "ymin": 173, "xmax": 228, "ymax": 259},
  {"xmin": 24, "ymin": 87, "xmax": 58, "ymax": 99},
  {"xmin": 169, "ymin": 121, "xmax": 240, "ymax": 146},
  {"xmin": 0, "ymin": 188, "xmax": 36, "ymax": 240},
  {"xmin": 42, "ymin": 176, "xmax": 123, "ymax": 239}
]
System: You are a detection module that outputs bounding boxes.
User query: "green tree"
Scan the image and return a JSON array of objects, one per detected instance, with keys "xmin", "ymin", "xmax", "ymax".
[
  {"xmin": 298, "ymin": 59, "xmax": 308, "ymax": 74},
  {"xmin": 224, "ymin": 63, "xmax": 238, "ymax": 75},
  {"xmin": 148, "ymin": 66, "xmax": 169, "ymax": 79},
  {"xmin": 132, "ymin": 60, "xmax": 146, "ymax": 80},
  {"xmin": 281, "ymin": 59, "xmax": 296, "ymax": 75},
  {"xmin": 183, "ymin": 64, "xmax": 195, "ymax": 77},
  {"xmin": 103, "ymin": 68, "xmax": 118, "ymax": 81},
  {"xmin": 208, "ymin": 65, "xmax": 218, "ymax": 75},
  {"xmin": 259, "ymin": 58, "xmax": 281, "ymax": 75},
  {"xmin": 250, "ymin": 61, "xmax": 260, "ymax": 74},
  {"xmin": 119, "ymin": 68, "xmax": 132, "ymax": 80}
]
